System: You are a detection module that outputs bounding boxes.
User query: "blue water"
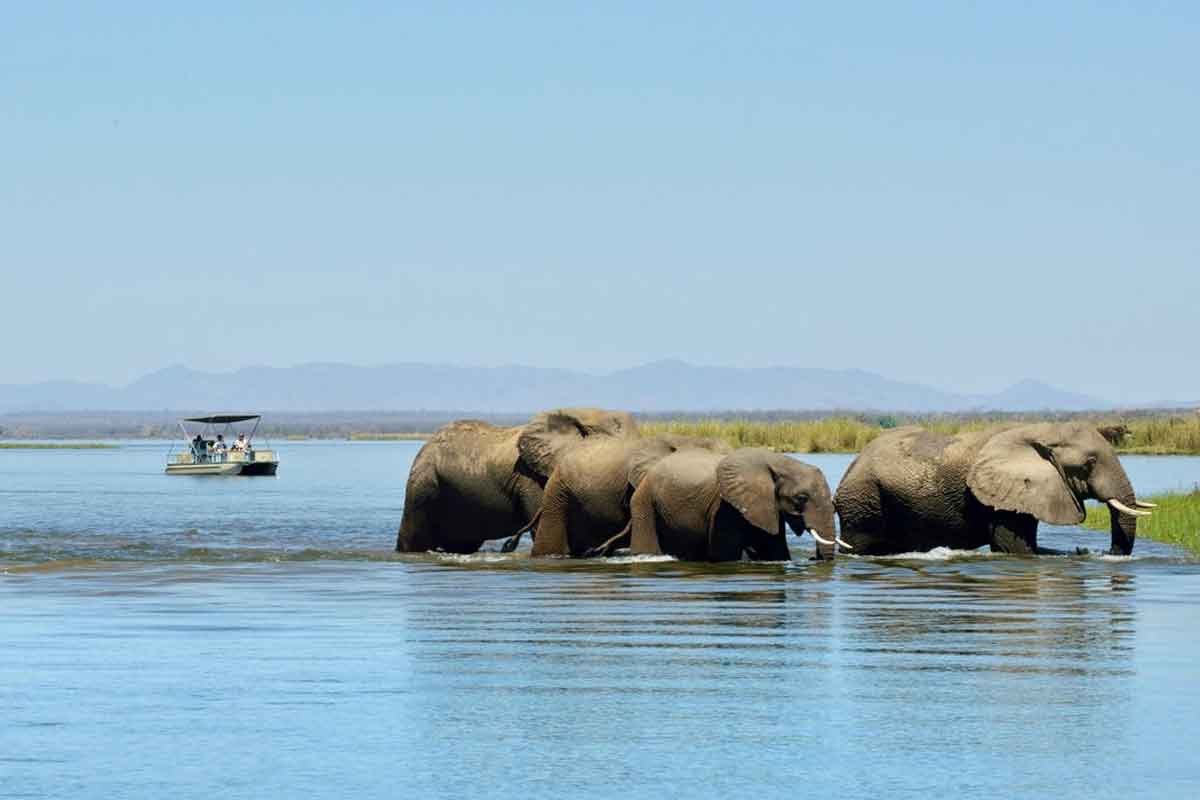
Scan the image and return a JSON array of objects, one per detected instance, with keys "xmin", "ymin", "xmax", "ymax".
[{"xmin": 2, "ymin": 442, "xmax": 1199, "ymax": 799}]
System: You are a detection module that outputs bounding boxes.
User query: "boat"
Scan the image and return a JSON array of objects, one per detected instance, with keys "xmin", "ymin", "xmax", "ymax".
[{"xmin": 165, "ymin": 414, "xmax": 279, "ymax": 476}]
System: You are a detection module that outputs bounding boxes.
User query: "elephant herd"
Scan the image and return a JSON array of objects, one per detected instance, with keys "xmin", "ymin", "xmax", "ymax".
[{"xmin": 395, "ymin": 407, "xmax": 1153, "ymax": 561}]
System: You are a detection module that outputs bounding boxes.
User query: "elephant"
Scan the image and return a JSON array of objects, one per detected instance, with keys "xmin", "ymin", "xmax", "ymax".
[
  {"xmin": 507, "ymin": 433, "xmax": 733, "ymax": 558},
  {"xmin": 834, "ymin": 422, "xmax": 1153, "ymax": 556},
  {"xmin": 395, "ymin": 408, "xmax": 637, "ymax": 554},
  {"xmin": 627, "ymin": 447, "xmax": 845, "ymax": 562}
]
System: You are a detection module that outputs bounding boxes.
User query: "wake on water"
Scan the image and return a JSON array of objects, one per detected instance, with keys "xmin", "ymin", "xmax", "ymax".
[{"xmin": 0, "ymin": 525, "xmax": 1183, "ymax": 574}]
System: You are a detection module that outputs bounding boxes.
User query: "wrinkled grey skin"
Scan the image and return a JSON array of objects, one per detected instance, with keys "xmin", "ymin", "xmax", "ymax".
[
  {"xmin": 517, "ymin": 433, "xmax": 732, "ymax": 558},
  {"xmin": 395, "ymin": 408, "xmax": 637, "ymax": 554},
  {"xmin": 629, "ymin": 448, "xmax": 837, "ymax": 562},
  {"xmin": 835, "ymin": 423, "xmax": 1143, "ymax": 556}
]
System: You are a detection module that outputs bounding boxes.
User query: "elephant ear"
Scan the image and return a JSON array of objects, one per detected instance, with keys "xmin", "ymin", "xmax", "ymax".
[
  {"xmin": 966, "ymin": 429, "xmax": 1085, "ymax": 525},
  {"xmin": 716, "ymin": 449, "xmax": 781, "ymax": 535},
  {"xmin": 518, "ymin": 408, "xmax": 636, "ymax": 478}
]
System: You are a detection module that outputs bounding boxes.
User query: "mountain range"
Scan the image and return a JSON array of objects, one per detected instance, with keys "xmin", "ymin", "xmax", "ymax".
[{"xmin": 0, "ymin": 360, "xmax": 1128, "ymax": 414}]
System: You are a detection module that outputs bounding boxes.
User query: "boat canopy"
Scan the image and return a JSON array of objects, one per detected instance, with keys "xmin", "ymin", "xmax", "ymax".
[{"xmin": 183, "ymin": 414, "xmax": 262, "ymax": 424}]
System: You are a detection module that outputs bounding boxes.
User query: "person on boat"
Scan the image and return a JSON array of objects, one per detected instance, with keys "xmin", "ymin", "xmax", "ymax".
[
  {"xmin": 231, "ymin": 433, "xmax": 248, "ymax": 452},
  {"xmin": 191, "ymin": 434, "xmax": 204, "ymax": 456},
  {"xmin": 213, "ymin": 435, "xmax": 227, "ymax": 457}
]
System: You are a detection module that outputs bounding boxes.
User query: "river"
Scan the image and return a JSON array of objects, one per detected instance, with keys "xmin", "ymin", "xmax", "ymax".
[{"xmin": 2, "ymin": 441, "xmax": 1198, "ymax": 798}]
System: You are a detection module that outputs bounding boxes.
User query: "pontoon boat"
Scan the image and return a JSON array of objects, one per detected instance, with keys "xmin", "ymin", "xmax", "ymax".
[{"xmin": 165, "ymin": 414, "xmax": 279, "ymax": 476}]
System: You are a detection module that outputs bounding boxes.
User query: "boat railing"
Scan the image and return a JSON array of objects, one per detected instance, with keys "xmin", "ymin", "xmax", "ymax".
[{"xmin": 175, "ymin": 447, "xmax": 273, "ymax": 465}]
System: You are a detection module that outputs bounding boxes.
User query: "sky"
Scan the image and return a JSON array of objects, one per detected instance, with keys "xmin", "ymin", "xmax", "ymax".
[{"xmin": 3, "ymin": 2, "xmax": 1197, "ymax": 404}]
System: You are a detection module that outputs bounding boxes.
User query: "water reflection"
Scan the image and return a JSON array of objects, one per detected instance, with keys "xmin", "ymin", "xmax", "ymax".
[
  {"xmin": 837, "ymin": 562, "xmax": 1135, "ymax": 677},
  {"xmin": 5, "ymin": 554, "xmax": 1198, "ymax": 799}
]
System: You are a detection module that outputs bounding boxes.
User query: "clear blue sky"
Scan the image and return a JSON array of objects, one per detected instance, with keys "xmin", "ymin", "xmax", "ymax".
[{"xmin": 3, "ymin": 2, "xmax": 1197, "ymax": 403}]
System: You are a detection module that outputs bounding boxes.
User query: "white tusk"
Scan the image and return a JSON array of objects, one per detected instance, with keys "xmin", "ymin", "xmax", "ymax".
[
  {"xmin": 836, "ymin": 536, "xmax": 855, "ymax": 551},
  {"xmin": 1109, "ymin": 499, "xmax": 1152, "ymax": 517},
  {"xmin": 1134, "ymin": 501, "xmax": 1157, "ymax": 509},
  {"xmin": 808, "ymin": 529, "xmax": 835, "ymax": 546}
]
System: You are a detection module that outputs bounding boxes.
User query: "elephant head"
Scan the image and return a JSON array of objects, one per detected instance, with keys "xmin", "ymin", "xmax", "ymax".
[
  {"xmin": 715, "ymin": 449, "xmax": 845, "ymax": 558},
  {"xmin": 517, "ymin": 407, "xmax": 639, "ymax": 480},
  {"xmin": 966, "ymin": 422, "xmax": 1151, "ymax": 555}
]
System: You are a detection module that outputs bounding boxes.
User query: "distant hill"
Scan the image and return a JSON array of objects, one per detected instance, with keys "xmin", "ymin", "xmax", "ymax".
[
  {"xmin": 972, "ymin": 378, "xmax": 1103, "ymax": 413},
  {"xmin": 0, "ymin": 360, "xmax": 1115, "ymax": 413}
]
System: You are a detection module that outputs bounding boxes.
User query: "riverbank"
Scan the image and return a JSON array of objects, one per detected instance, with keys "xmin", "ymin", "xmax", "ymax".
[
  {"xmin": 1083, "ymin": 490, "xmax": 1200, "ymax": 553},
  {"xmin": 640, "ymin": 414, "xmax": 1200, "ymax": 455},
  {"xmin": 4, "ymin": 410, "xmax": 1200, "ymax": 454},
  {"xmin": 0, "ymin": 442, "xmax": 117, "ymax": 450}
]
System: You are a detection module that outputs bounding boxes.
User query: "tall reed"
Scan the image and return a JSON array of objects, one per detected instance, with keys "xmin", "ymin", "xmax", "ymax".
[{"xmin": 637, "ymin": 413, "xmax": 1200, "ymax": 454}]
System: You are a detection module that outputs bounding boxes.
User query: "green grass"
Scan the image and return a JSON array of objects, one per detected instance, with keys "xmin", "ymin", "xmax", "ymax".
[
  {"xmin": 0, "ymin": 442, "xmax": 118, "ymax": 449},
  {"xmin": 639, "ymin": 417, "xmax": 880, "ymax": 453},
  {"xmin": 1083, "ymin": 489, "xmax": 1200, "ymax": 553},
  {"xmin": 639, "ymin": 416, "xmax": 1009, "ymax": 453},
  {"xmin": 1116, "ymin": 416, "xmax": 1200, "ymax": 454},
  {"xmin": 639, "ymin": 414, "xmax": 1200, "ymax": 454}
]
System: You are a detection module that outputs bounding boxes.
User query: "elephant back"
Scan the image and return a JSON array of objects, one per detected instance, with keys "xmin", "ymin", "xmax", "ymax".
[
  {"xmin": 646, "ymin": 449, "xmax": 724, "ymax": 494},
  {"xmin": 627, "ymin": 434, "xmax": 730, "ymax": 490},
  {"xmin": 626, "ymin": 439, "xmax": 677, "ymax": 489},
  {"xmin": 652, "ymin": 433, "xmax": 732, "ymax": 455},
  {"xmin": 425, "ymin": 419, "xmax": 513, "ymax": 447},
  {"xmin": 518, "ymin": 408, "xmax": 638, "ymax": 479},
  {"xmin": 426, "ymin": 420, "xmax": 525, "ymax": 484}
]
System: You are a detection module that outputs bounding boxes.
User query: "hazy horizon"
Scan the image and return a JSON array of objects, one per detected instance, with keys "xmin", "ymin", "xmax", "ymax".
[
  {"xmin": 7, "ymin": 358, "xmax": 1197, "ymax": 409},
  {"xmin": 4, "ymin": 5, "xmax": 1197, "ymax": 404},
  {"xmin": 0, "ymin": 356, "xmax": 1131, "ymax": 400},
  {"xmin": 5, "ymin": 358, "xmax": 1190, "ymax": 416}
]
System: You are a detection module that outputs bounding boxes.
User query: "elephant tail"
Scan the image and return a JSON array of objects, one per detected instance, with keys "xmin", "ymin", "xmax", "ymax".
[
  {"xmin": 584, "ymin": 521, "xmax": 633, "ymax": 559},
  {"xmin": 500, "ymin": 509, "xmax": 542, "ymax": 553}
]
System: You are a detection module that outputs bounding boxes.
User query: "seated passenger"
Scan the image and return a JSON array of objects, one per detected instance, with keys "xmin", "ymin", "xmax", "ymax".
[
  {"xmin": 231, "ymin": 433, "xmax": 248, "ymax": 452},
  {"xmin": 213, "ymin": 435, "xmax": 227, "ymax": 455}
]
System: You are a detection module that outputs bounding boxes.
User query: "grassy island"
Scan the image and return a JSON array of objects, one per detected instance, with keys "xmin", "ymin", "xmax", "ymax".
[
  {"xmin": 639, "ymin": 414, "xmax": 1200, "ymax": 455},
  {"xmin": 1083, "ymin": 490, "xmax": 1200, "ymax": 554},
  {"xmin": 0, "ymin": 442, "xmax": 118, "ymax": 450}
]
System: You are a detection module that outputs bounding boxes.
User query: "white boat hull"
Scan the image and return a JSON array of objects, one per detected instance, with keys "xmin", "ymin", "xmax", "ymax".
[
  {"xmin": 165, "ymin": 454, "xmax": 279, "ymax": 476},
  {"xmin": 166, "ymin": 462, "xmax": 246, "ymax": 476}
]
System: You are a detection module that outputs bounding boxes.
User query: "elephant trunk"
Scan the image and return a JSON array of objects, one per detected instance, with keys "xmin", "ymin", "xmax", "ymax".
[
  {"xmin": 1108, "ymin": 500, "xmax": 1138, "ymax": 556},
  {"xmin": 801, "ymin": 506, "xmax": 839, "ymax": 560},
  {"xmin": 1090, "ymin": 464, "xmax": 1140, "ymax": 556}
]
